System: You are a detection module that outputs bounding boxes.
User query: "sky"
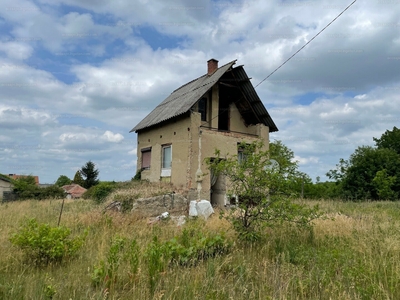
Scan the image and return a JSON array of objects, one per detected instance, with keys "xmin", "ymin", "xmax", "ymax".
[{"xmin": 0, "ymin": 0, "xmax": 399, "ymax": 184}]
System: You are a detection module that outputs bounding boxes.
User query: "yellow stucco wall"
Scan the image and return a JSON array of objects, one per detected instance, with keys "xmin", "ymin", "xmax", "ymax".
[
  {"xmin": 136, "ymin": 116, "xmax": 192, "ymax": 190},
  {"xmin": 193, "ymin": 120, "xmax": 269, "ymax": 205}
]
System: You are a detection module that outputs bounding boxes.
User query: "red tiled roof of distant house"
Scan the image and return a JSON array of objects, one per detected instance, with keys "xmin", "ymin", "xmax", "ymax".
[{"xmin": 62, "ymin": 184, "xmax": 87, "ymax": 198}]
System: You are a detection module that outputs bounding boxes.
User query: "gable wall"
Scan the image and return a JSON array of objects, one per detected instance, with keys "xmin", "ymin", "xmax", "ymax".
[{"xmin": 229, "ymin": 102, "xmax": 259, "ymax": 135}]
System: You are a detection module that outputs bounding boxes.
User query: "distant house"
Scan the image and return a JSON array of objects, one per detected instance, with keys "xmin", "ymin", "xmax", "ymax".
[
  {"xmin": 62, "ymin": 184, "xmax": 87, "ymax": 199},
  {"xmin": 130, "ymin": 59, "xmax": 278, "ymax": 206},
  {"xmin": 8, "ymin": 174, "xmax": 39, "ymax": 185},
  {"xmin": 0, "ymin": 175, "xmax": 13, "ymax": 201}
]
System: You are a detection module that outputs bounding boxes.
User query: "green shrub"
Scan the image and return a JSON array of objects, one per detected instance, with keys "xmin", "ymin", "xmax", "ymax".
[
  {"xmin": 9, "ymin": 218, "xmax": 87, "ymax": 265},
  {"xmin": 164, "ymin": 228, "xmax": 232, "ymax": 266},
  {"xmin": 11, "ymin": 176, "xmax": 65, "ymax": 200},
  {"xmin": 132, "ymin": 170, "xmax": 141, "ymax": 181},
  {"xmin": 83, "ymin": 182, "xmax": 116, "ymax": 204}
]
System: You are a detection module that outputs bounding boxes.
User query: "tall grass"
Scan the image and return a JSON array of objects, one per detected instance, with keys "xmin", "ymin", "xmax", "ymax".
[{"xmin": 2, "ymin": 197, "xmax": 400, "ymax": 299}]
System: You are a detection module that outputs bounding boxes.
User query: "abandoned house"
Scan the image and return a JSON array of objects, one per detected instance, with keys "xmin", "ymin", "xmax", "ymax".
[{"xmin": 130, "ymin": 59, "xmax": 278, "ymax": 206}]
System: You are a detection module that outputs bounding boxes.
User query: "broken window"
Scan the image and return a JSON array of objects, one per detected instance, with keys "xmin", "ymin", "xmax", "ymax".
[{"xmin": 141, "ymin": 147, "xmax": 151, "ymax": 170}]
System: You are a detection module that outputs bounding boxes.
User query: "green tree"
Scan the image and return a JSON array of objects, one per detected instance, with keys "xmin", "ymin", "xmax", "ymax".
[
  {"xmin": 55, "ymin": 175, "xmax": 72, "ymax": 187},
  {"xmin": 12, "ymin": 176, "xmax": 40, "ymax": 199},
  {"xmin": 80, "ymin": 161, "xmax": 99, "ymax": 189},
  {"xmin": 328, "ymin": 146, "xmax": 400, "ymax": 200},
  {"xmin": 72, "ymin": 170, "xmax": 85, "ymax": 186},
  {"xmin": 206, "ymin": 140, "xmax": 321, "ymax": 242},
  {"xmin": 373, "ymin": 126, "xmax": 400, "ymax": 155},
  {"xmin": 372, "ymin": 169, "xmax": 398, "ymax": 200}
]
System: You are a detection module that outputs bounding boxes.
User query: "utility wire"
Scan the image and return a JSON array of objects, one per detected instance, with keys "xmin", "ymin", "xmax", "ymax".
[
  {"xmin": 254, "ymin": 0, "xmax": 357, "ymax": 89},
  {"xmin": 203, "ymin": 0, "xmax": 357, "ymax": 124}
]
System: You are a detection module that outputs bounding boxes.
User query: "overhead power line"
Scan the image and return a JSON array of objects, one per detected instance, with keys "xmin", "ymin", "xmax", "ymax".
[{"xmin": 254, "ymin": 0, "xmax": 358, "ymax": 89}]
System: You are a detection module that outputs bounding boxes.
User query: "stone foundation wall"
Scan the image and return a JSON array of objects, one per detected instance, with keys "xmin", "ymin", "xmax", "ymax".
[{"xmin": 131, "ymin": 194, "xmax": 188, "ymax": 217}]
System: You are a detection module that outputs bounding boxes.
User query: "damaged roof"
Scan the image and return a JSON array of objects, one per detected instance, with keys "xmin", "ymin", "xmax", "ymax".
[{"xmin": 130, "ymin": 59, "xmax": 278, "ymax": 133}]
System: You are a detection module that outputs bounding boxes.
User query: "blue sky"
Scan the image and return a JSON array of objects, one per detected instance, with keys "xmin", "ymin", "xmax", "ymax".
[{"xmin": 0, "ymin": 0, "xmax": 399, "ymax": 184}]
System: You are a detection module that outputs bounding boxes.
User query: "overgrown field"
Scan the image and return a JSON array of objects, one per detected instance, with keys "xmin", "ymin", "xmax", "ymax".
[{"xmin": 2, "ymin": 196, "xmax": 400, "ymax": 299}]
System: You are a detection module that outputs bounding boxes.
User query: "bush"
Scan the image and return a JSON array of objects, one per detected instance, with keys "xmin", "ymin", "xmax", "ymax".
[
  {"xmin": 12, "ymin": 176, "xmax": 65, "ymax": 200},
  {"xmin": 164, "ymin": 227, "xmax": 232, "ymax": 266},
  {"xmin": 83, "ymin": 182, "xmax": 117, "ymax": 204},
  {"xmin": 10, "ymin": 218, "xmax": 87, "ymax": 265},
  {"xmin": 132, "ymin": 170, "xmax": 141, "ymax": 181}
]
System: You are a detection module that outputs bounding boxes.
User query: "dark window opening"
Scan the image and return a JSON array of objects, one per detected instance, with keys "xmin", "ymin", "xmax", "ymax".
[
  {"xmin": 218, "ymin": 98, "xmax": 229, "ymax": 131},
  {"xmin": 198, "ymin": 97, "xmax": 207, "ymax": 121}
]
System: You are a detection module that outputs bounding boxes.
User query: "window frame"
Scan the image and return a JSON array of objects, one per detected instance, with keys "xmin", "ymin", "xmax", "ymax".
[
  {"xmin": 141, "ymin": 147, "xmax": 152, "ymax": 170},
  {"xmin": 161, "ymin": 144, "xmax": 172, "ymax": 177},
  {"xmin": 237, "ymin": 143, "xmax": 251, "ymax": 164}
]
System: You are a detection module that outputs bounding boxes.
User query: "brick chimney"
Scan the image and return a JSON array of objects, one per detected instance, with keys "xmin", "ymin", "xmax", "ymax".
[{"xmin": 207, "ymin": 58, "xmax": 219, "ymax": 75}]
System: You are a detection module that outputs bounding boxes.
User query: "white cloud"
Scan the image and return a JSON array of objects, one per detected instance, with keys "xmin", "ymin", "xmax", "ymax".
[
  {"xmin": 128, "ymin": 148, "xmax": 137, "ymax": 155},
  {"xmin": 101, "ymin": 131, "xmax": 124, "ymax": 143},
  {"xmin": 0, "ymin": 41, "xmax": 33, "ymax": 60},
  {"xmin": 59, "ymin": 132, "xmax": 96, "ymax": 143}
]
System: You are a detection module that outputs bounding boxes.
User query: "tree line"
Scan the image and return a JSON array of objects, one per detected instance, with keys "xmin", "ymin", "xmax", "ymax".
[
  {"xmin": 323, "ymin": 126, "xmax": 400, "ymax": 200},
  {"xmin": 3, "ymin": 161, "xmax": 100, "ymax": 201}
]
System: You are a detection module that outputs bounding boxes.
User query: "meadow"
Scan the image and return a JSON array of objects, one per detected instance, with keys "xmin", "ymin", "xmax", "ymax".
[{"xmin": 1, "ymin": 192, "xmax": 400, "ymax": 299}]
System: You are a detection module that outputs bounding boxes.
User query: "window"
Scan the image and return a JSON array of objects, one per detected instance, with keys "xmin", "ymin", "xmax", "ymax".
[
  {"xmin": 238, "ymin": 143, "xmax": 251, "ymax": 163},
  {"xmin": 141, "ymin": 147, "xmax": 151, "ymax": 170},
  {"xmin": 161, "ymin": 145, "xmax": 172, "ymax": 177},
  {"xmin": 238, "ymin": 147, "xmax": 246, "ymax": 164},
  {"xmin": 198, "ymin": 97, "xmax": 207, "ymax": 121}
]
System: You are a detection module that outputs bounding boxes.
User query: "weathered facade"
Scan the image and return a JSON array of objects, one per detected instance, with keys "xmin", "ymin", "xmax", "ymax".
[
  {"xmin": 130, "ymin": 59, "xmax": 278, "ymax": 206},
  {"xmin": 0, "ymin": 177, "xmax": 13, "ymax": 201}
]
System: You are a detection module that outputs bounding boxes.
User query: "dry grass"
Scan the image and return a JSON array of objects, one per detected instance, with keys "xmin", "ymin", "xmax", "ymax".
[{"xmin": 2, "ymin": 195, "xmax": 400, "ymax": 299}]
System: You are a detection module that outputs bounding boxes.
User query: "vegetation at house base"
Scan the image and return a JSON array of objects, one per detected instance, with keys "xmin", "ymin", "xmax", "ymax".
[
  {"xmin": 207, "ymin": 140, "xmax": 322, "ymax": 242},
  {"xmin": 80, "ymin": 161, "xmax": 100, "ymax": 189},
  {"xmin": 327, "ymin": 126, "xmax": 400, "ymax": 200},
  {"xmin": 54, "ymin": 175, "xmax": 72, "ymax": 187}
]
